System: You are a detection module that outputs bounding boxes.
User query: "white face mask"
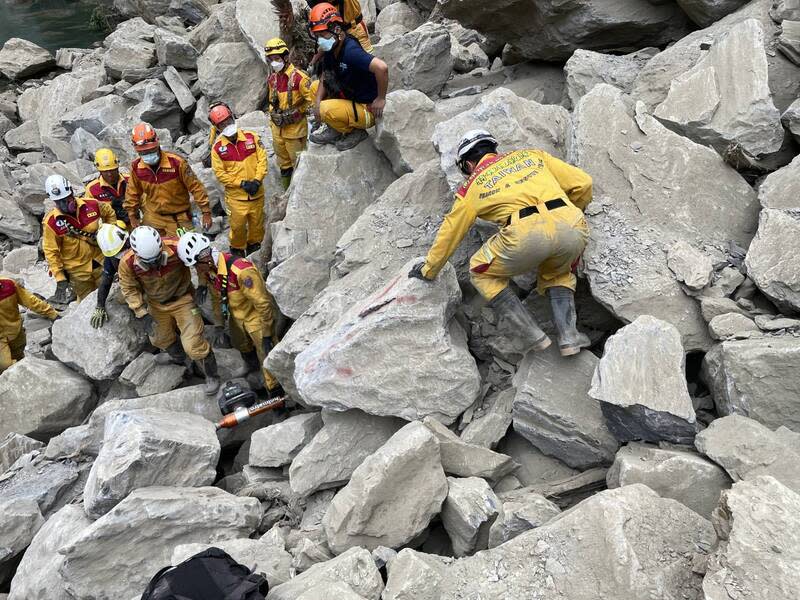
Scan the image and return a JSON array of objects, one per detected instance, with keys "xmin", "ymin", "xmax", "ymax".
[
  {"xmin": 270, "ymin": 60, "xmax": 285, "ymax": 72},
  {"xmin": 222, "ymin": 124, "xmax": 237, "ymax": 138},
  {"xmin": 141, "ymin": 151, "xmax": 160, "ymax": 166},
  {"xmin": 317, "ymin": 36, "xmax": 336, "ymax": 52}
]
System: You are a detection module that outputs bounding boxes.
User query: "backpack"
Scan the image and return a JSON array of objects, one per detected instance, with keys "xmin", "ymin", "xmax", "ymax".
[{"xmin": 140, "ymin": 547, "xmax": 269, "ymax": 600}]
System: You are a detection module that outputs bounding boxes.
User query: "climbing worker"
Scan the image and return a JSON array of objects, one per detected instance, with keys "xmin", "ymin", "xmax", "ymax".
[
  {"xmin": 118, "ymin": 226, "xmax": 221, "ymax": 395},
  {"xmin": 307, "ymin": 3, "xmax": 389, "ymax": 151},
  {"xmin": 0, "ymin": 277, "xmax": 59, "ymax": 374},
  {"xmin": 85, "ymin": 148, "xmax": 130, "ymax": 225},
  {"xmin": 89, "ymin": 222, "xmax": 130, "ymax": 329},
  {"xmin": 209, "ymin": 102, "xmax": 268, "ymax": 259},
  {"xmin": 265, "ymin": 37, "xmax": 315, "ymax": 189},
  {"xmin": 42, "ymin": 174, "xmax": 118, "ymax": 305},
  {"xmin": 307, "ymin": 0, "xmax": 373, "ymax": 52},
  {"xmin": 409, "ymin": 130, "xmax": 594, "ymax": 357},
  {"xmin": 124, "ymin": 122, "xmax": 213, "ymax": 237},
  {"xmin": 177, "ymin": 232, "xmax": 284, "ymax": 399}
]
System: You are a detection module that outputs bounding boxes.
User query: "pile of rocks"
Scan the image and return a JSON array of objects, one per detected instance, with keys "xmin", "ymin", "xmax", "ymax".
[{"xmin": 2, "ymin": 0, "xmax": 800, "ymax": 598}]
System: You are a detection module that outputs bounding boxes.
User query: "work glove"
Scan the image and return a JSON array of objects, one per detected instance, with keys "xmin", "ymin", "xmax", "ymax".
[
  {"xmin": 138, "ymin": 313, "xmax": 156, "ymax": 337},
  {"xmin": 408, "ymin": 262, "xmax": 429, "ymax": 282},
  {"xmin": 49, "ymin": 280, "xmax": 76, "ymax": 305},
  {"xmin": 209, "ymin": 325, "xmax": 230, "ymax": 347},
  {"xmin": 262, "ymin": 336, "xmax": 273, "ymax": 357},
  {"xmin": 195, "ymin": 285, "xmax": 208, "ymax": 306},
  {"xmin": 90, "ymin": 306, "xmax": 108, "ymax": 329},
  {"xmin": 240, "ymin": 180, "xmax": 259, "ymax": 196}
]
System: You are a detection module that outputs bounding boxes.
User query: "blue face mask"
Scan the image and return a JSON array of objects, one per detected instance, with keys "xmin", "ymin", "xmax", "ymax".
[
  {"xmin": 141, "ymin": 151, "xmax": 160, "ymax": 166},
  {"xmin": 317, "ymin": 36, "xmax": 336, "ymax": 52}
]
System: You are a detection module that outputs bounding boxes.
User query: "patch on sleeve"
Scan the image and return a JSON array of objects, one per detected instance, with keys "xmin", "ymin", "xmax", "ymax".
[{"xmin": 243, "ymin": 276, "xmax": 254, "ymax": 288}]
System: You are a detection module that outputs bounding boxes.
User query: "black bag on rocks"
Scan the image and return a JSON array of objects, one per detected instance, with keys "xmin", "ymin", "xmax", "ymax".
[{"xmin": 140, "ymin": 547, "xmax": 269, "ymax": 600}]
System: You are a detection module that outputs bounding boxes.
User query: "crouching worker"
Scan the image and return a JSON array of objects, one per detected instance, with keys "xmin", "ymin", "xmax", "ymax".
[
  {"xmin": 177, "ymin": 232, "xmax": 284, "ymax": 399},
  {"xmin": 0, "ymin": 278, "xmax": 58, "ymax": 373},
  {"xmin": 410, "ymin": 130, "xmax": 594, "ymax": 357},
  {"xmin": 119, "ymin": 226, "xmax": 221, "ymax": 395},
  {"xmin": 89, "ymin": 222, "xmax": 130, "ymax": 329}
]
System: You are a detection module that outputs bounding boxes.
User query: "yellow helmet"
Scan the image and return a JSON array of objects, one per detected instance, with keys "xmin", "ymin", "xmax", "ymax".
[
  {"xmin": 96, "ymin": 222, "xmax": 129, "ymax": 257},
  {"xmin": 94, "ymin": 148, "xmax": 119, "ymax": 171},
  {"xmin": 264, "ymin": 37, "xmax": 289, "ymax": 57}
]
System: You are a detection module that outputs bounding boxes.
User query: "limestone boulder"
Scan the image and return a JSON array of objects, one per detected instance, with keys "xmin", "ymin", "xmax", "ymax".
[
  {"xmin": 4, "ymin": 121, "xmax": 42, "ymax": 152},
  {"xmin": 153, "ymin": 27, "xmax": 198, "ymax": 69},
  {"xmin": 197, "ymin": 42, "xmax": 268, "ymax": 115},
  {"xmin": 58, "ymin": 95, "xmax": 131, "ymax": 137},
  {"xmin": 0, "ymin": 497, "xmax": 43, "ymax": 581},
  {"xmin": 487, "ymin": 490, "xmax": 561, "ymax": 548},
  {"xmin": 564, "ymin": 47, "xmax": 657, "ymax": 108},
  {"xmin": 235, "ymin": 0, "xmax": 281, "ymax": 65},
  {"xmin": 374, "ymin": 90, "xmax": 440, "ymax": 175},
  {"xmin": 189, "ymin": 2, "xmax": 245, "ymax": 52},
  {"xmin": 163, "ymin": 66, "xmax": 196, "ymax": 113},
  {"xmin": 119, "ymin": 352, "xmax": 186, "ymax": 396},
  {"xmin": 249, "ymin": 412, "xmax": 322, "ymax": 468},
  {"xmin": 373, "ymin": 23, "xmax": 453, "ymax": 96},
  {"xmin": 382, "ymin": 548, "xmax": 451, "ymax": 600},
  {"xmin": 460, "ymin": 388, "xmax": 513, "ymax": 449},
  {"xmin": 375, "ymin": 2, "xmax": 424, "ymax": 39},
  {"xmin": 677, "ymin": 0, "xmax": 749, "ymax": 27},
  {"xmin": 0, "ymin": 38, "xmax": 54, "ymax": 80},
  {"xmin": 758, "ymin": 154, "xmax": 800, "ymax": 209},
  {"xmin": 103, "ymin": 25, "xmax": 157, "ymax": 80},
  {"xmin": 0, "ymin": 452, "xmax": 87, "ymax": 519},
  {"xmin": 441, "ymin": 477, "xmax": 501, "ymax": 557},
  {"xmin": 0, "ymin": 433, "xmax": 43, "ymax": 474},
  {"xmin": 123, "ymin": 78, "xmax": 179, "ymax": 122},
  {"xmin": 708, "ymin": 313, "xmax": 759, "ymax": 340},
  {"xmin": 782, "ymin": 97, "xmax": 800, "ymax": 143},
  {"xmin": 667, "ymin": 240, "xmax": 713, "ymax": 291},
  {"xmin": 0, "ymin": 194, "xmax": 40, "ymax": 243},
  {"xmin": 745, "ymin": 209, "xmax": 800, "ymax": 313}
]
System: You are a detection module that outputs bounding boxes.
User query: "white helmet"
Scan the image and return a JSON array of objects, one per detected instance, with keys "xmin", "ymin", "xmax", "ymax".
[
  {"xmin": 45, "ymin": 174, "xmax": 73, "ymax": 201},
  {"xmin": 97, "ymin": 223, "xmax": 129, "ymax": 258},
  {"xmin": 456, "ymin": 129, "xmax": 498, "ymax": 174},
  {"xmin": 177, "ymin": 231, "xmax": 211, "ymax": 266},
  {"xmin": 129, "ymin": 226, "xmax": 162, "ymax": 262}
]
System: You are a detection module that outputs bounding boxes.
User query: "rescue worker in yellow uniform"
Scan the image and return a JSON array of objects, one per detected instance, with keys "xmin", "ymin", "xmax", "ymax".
[
  {"xmin": 42, "ymin": 174, "xmax": 117, "ymax": 304},
  {"xmin": 308, "ymin": 3, "xmax": 389, "ymax": 151},
  {"xmin": 208, "ymin": 102, "xmax": 268, "ymax": 259},
  {"xmin": 265, "ymin": 38, "xmax": 316, "ymax": 189},
  {"xmin": 411, "ymin": 130, "xmax": 594, "ymax": 357},
  {"xmin": 119, "ymin": 226, "xmax": 221, "ymax": 395},
  {"xmin": 85, "ymin": 148, "xmax": 130, "ymax": 226},
  {"xmin": 177, "ymin": 232, "xmax": 284, "ymax": 399},
  {"xmin": 0, "ymin": 278, "xmax": 58, "ymax": 373},
  {"xmin": 308, "ymin": 0, "xmax": 372, "ymax": 52},
  {"xmin": 124, "ymin": 122, "xmax": 213, "ymax": 237}
]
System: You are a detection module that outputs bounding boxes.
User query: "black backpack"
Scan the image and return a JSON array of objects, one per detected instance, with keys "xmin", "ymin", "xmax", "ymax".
[{"xmin": 140, "ymin": 547, "xmax": 269, "ymax": 600}]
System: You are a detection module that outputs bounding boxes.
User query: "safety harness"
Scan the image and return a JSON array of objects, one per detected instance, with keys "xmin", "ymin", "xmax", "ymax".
[
  {"xmin": 56, "ymin": 216, "xmax": 99, "ymax": 246},
  {"xmin": 269, "ymin": 70, "xmax": 305, "ymax": 127},
  {"xmin": 216, "ymin": 253, "xmax": 238, "ymax": 321}
]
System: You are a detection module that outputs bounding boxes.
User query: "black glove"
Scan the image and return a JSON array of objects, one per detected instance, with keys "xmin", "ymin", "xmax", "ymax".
[
  {"xmin": 240, "ymin": 181, "xmax": 259, "ymax": 196},
  {"xmin": 195, "ymin": 285, "xmax": 208, "ymax": 306},
  {"xmin": 209, "ymin": 325, "xmax": 230, "ymax": 347},
  {"xmin": 138, "ymin": 313, "xmax": 156, "ymax": 336},
  {"xmin": 262, "ymin": 336, "xmax": 273, "ymax": 357},
  {"xmin": 248, "ymin": 179, "xmax": 261, "ymax": 192},
  {"xmin": 49, "ymin": 280, "xmax": 76, "ymax": 305},
  {"xmin": 408, "ymin": 262, "xmax": 429, "ymax": 281}
]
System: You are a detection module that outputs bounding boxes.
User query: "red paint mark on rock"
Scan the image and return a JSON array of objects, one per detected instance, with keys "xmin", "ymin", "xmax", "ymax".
[
  {"xmin": 395, "ymin": 295, "xmax": 418, "ymax": 304},
  {"xmin": 337, "ymin": 367, "xmax": 354, "ymax": 377}
]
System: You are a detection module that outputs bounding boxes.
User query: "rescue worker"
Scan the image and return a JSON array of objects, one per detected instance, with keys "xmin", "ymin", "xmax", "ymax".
[
  {"xmin": 42, "ymin": 174, "xmax": 117, "ymax": 304},
  {"xmin": 125, "ymin": 122, "xmax": 213, "ymax": 237},
  {"xmin": 209, "ymin": 102, "xmax": 268, "ymax": 259},
  {"xmin": 85, "ymin": 148, "xmax": 130, "ymax": 225},
  {"xmin": 90, "ymin": 222, "xmax": 130, "ymax": 329},
  {"xmin": 177, "ymin": 232, "xmax": 284, "ymax": 399},
  {"xmin": 307, "ymin": 0, "xmax": 372, "ymax": 52},
  {"xmin": 410, "ymin": 130, "xmax": 593, "ymax": 357},
  {"xmin": 308, "ymin": 3, "xmax": 389, "ymax": 151},
  {"xmin": 264, "ymin": 38, "xmax": 315, "ymax": 188},
  {"xmin": 118, "ymin": 226, "xmax": 221, "ymax": 395},
  {"xmin": 0, "ymin": 277, "xmax": 59, "ymax": 373}
]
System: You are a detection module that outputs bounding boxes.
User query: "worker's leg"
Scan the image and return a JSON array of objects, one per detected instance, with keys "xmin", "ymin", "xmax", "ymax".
[
  {"xmin": 272, "ymin": 129, "xmax": 293, "ymax": 173},
  {"xmin": 170, "ymin": 297, "xmax": 211, "ymax": 361},
  {"xmin": 226, "ymin": 196, "xmax": 248, "ymax": 253},
  {"xmin": 0, "ymin": 337, "xmax": 14, "ymax": 374},
  {"xmin": 142, "ymin": 210, "xmax": 191, "ymax": 237},
  {"xmin": 247, "ymin": 326, "xmax": 280, "ymax": 391},
  {"xmin": 0, "ymin": 329, "xmax": 26, "ymax": 373},
  {"xmin": 148, "ymin": 303, "xmax": 178, "ymax": 351},
  {"xmin": 247, "ymin": 197, "xmax": 266, "ymax": 247},
  {"xmin": 350, "ymin": 21, "xmax": 374, "ymax": 52},
  {"xmin": 319, "ymin": 99, "xmax": 374, "ymax": 134},
  {"xmin": 69, "ymin": 269, "xmax": 100, "ymax": 301},
  {"xmin": 535, "ymin": 211, "xmax": 589, "ymax": 296}
]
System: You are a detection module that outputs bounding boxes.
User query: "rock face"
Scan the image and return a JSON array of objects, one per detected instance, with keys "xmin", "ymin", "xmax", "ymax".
[
  {"xmin": 440, "ymin": 477, "xmax": 501, "ymax": 557},
  {"xmin": 745, "ymin": 209, "xmax": 800, "ymax": 313},
  {"xmin": 374, "ymin": 23, "xmax": 453, "ymax": 96},
  {"xmin": 512, "ymin": 347, "xmax": 618, "ymax": 469},
  {"xmin": 196, "ymin": 42, "xmax": 267, "ymax": 115},
  {"xmin": 323, "ymin": 422, "xmax": 448, "ymax": 553},
  {"xmin": 564, "ymin": 48, "xmax": 657, "ymax": 108},
  {"xmin": 437, "ymin": 484, "xmax": 714, "ymax": 598},
  {"xmin": 289, "ymin": 410, "xmax": 406, "ymax": 497},
  {"xmin": 235, "ymin": 0, "xmax": 281, "ymax": 65},
  {"xmin": 0, "ymin": 497, "xmax": 43, "ymax": 580},
  {"xmin": 677, "ymin": 0, "xmax": 749, "ymax": 27},
  {"xmin": 607, "ymin": 443, "xmax": 731, "ymax": 518},
  {"xmin": 759, "ymin": 154, "xmax": 800, "ymax": 209},
  {"xmin": 0, "ymin": 38, "xmax": 55, "ymax": 80},
  {"xmin": 589, "ymin": 316, "xmax": 698, "ymax": 444},
  {"xmin": 702, "ymin": 337, "xmax": 800, "ymax": 431},
  {"xmin": 704, "ymin": 476, "xmax": 800, "ymax": 599},
  {"xmin": 374, "ymin": 90, "xmax": 441, "ymax": 175},
  {"xmin": 249, "ymin": 412, "xmax": 323, "ymax": 468},
  {"xmin": 83, "ymin": 409, "xmax": 220, "ymax": 518},
  {"xmin": 59, "ymin": 487, "xmax": 261, "ymax": 600},
  {"xmin": 0, "ymin": 358, "xmax": 95, "ymax": 441}
]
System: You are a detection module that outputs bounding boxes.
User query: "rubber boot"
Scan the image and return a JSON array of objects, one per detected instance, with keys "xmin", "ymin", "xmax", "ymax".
[
  {"xmin": 197, "ymin": 350, "xmax": 221, "ymax": 396},
  {"xmin": 280, "ymin": 168, "xmax": 293, "ymax": 190},
  {"xmin": 488, "ymin": 288, "xmax": 551, "ymax": 354},
  {"xmin": 154, "ymin": 340, "xmax": 185, "ymax": 365},
  {"xmin": 547, "ymin": 286, "xmax": 591, "ymax": 357},
  {"xmin": 267, "ymin": 383, "xmax": 285, "ymax": 400},
  {"xmin": 246, "ymin": 243, "xmax": 261, "ymax": 256}
]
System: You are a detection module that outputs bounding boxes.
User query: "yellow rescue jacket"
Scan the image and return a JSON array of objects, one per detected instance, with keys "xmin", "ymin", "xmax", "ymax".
[
  {"xmin": 42, "ymin": 197, "xmax": 117, "ymax": 282},
  {"xmin": 267, "ymin": 64, "xmax": 315, "ymax": 140},
  {"xmin": 211, "ymin": 129, "xmax": 268, "ymax": 202},
  {"xmin": 0, "ymin": 278, "xmax": 58, "ymax": 341},
  {"xmin": 85, "ymin": 172, "xmax": 130, "ymax": 223},
  {"xmin": 422, "ymin": 150, "xmax": 593, "ymax": 279}
]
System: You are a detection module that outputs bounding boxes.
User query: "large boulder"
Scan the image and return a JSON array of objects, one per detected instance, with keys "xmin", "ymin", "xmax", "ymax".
[
  {"xmin": 512, "ymin": 347, "xmax": 618, "ymax": 469},
  {"xmin": 574, "ymin": 84, "xmax": 759, "ymax": 350},
  {"xmin": 677, "ymin": 0, "xmax": 749, "ymax": 27},
  {"xmin": 153, "ymin": 27, "xmax": 198, "ymax": 69},
  {"xmin": 758, "ymin": 154, "xmax": 800, "ymax": 209},
  {"xmin": 0, "ymin": 433, "xmax": 43, "ymax": 474},
  {"xmin": 322, "ymin": 421, "xmax": 448, "ymax": 553},
  {"xmin": 590, "ymin": 316, "xmax": 698, "ymax": 444},
  {"xmin": 382, "ymin": 549, "xmax": 451, "ymax": 600},
  {"xmin": 235, "ymin": 0, "xmax": 281, "ymax": 65},
  {"xmin": 0, "ymin": 38, "xmax": 54, "ymax": 80},
  {"xmin": 745, "ymin": 209, "xmax": 800, "ymax": 313},
  {"xmin": 440, "ymin": 477, "xmax": 501, "ymax": 557},
  {"xmin": 51, "ymin": 290, "xmax": 148, "ymax": 381},
  {"xmin": 487, "ymin": 489, "xmax": 561, "ymax": 548},
  {"xmin": 249, "ymin": 412, "xmax": 322, "ymax": 468},
  {"xmin": 83, "ymin": 409, "xmax": 221, "ymax": 518},
  {"xmin": 59, "ymin": 487, "xmax": 261, "ymax": 600},
  {"xmin": 4, "ymin": 121, "xmax": 42, "ymax": 152},
  {"xmin": 702, "ymin": 337, "xmax": 800, "ymax": 431},
  {"xmin": 0, "ymin": 357, "xmax": 95, "ymax": 441},
  {"xmin": 189, "ymin": 2, "xmax": 245, "ymax": 52},
  {"xmin": 0, "ymin": 497, "xmax": 43, "ymax": 581},
  {"xmin": 0, "ymin": 194, "xmax": 40, "ymax": 243},
  {"xmin": 564, "ymin": 47, "xmax": 657, "ymax": 108},
  {"xmin": 163, "ymin": 66, "xmax": 196, "ymax": 113},
  {"xmin": 102, "ymin": 22, "xmax": 157, "ymax": 80},
  {"xmin": 196, "ymin": 42, "xmax": 268, "ymax": 115},
  {"xmin": 58, "ymin": 95, "xmax": 131, "ymax": 137},
  {"xmin": 374, "ymin": 90, "xmax": 441, "ymax": 175},
  {"xmin": 293, "ymin": 259, "xmax": 480, "ymax": 424}
]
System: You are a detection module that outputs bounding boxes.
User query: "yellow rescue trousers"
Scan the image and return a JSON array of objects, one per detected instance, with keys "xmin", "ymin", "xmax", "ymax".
[
  {"xmin": 0, "ymin": 327, "xmax": 26, "ymax": 373},
  {"xmin": 69, "ymin": 263, "xmax": 103, "ymax": 301},
  {"xmin": 320, "ymin": 99, "xmax": 375, "ymax": 134},
  {"xmin": 469, "ymin": 204, "xmax": 589, "ymax": 300},
  {"xmin": 142, "ymin": 209, "xmax": 193, "ymax": 237},
  {"xmin": 271, "ymin": 129, "xmax": 307, "ymax": 172},
  {"xmin": 149, "ymin": 293, "xmax": 210, "ymax": 361},
  {"xmin": 230, "ymin": 317, "xmax": 279, "ymax": 391},
  {"xmin": 225, "ymin": 196, "xmax": 265, "ymax": 250}
]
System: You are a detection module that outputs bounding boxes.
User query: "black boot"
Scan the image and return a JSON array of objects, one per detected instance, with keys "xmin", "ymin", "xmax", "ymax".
[
  {"xmin": 154, "ymin": 340, "xmax": 186, "ymax": 365},
  {"xmin": 488, "ymin": 288, "xmax": 551, "ymax": 355},
  {"xmin": 267, "ymin": 383, "xmax": 285, "ymax": 399},
  {"xmin": 547, "ymin": 286, "xmax": 591, "ymax": 356},
  {"xmin": 197, "ymin": 350, "xmax": 221, "ymax": 396},
  {"xmin": 246, "ymin": 243, "xmax": 261, "ymax": 256}
]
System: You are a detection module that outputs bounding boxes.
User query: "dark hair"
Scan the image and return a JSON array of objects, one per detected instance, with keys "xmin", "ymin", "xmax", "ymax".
[{"xmin": 462, "ymin": 140, "xmax": 498, "ymax": 168}]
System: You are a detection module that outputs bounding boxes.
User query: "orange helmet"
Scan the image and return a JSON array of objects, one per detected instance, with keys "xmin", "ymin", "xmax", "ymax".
[
  {"xmin": 309, "ymin": 2, "xmax": 343, "ymax": 33},
  {"xmin": 208, "ymin": 102, "xmax": 234, "ymax": 127},
  {"xmin": 131, "ymin": 122, "xmax": 159, "ymax": 152}
]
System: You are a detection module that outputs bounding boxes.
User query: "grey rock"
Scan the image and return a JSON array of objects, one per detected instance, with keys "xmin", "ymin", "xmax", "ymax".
[
  {"xmin": 235, "ymin": 0, "xmax": 281, "ymax": 65},
  {"xmin": 374, "ymin": 90, "xmax": 440, "ymax": 175},
  {"xmin": 323, "ymin": 421, "xmax": 447, "ymax": 553},
  {"xmin": 778, "ymin": 19, "xmax": 800, "ymax": 65},
  {"xmin": 745, "ymin": 209, "xmax": 800, "ymax": 312},
  {"xmin": 513, "ymin": 346, "xmax": 619, "ymax": 469},
  {"xmin": 119, "ymin": 352, "xmax": 186, "ymax": 396},
  {"xmin": 607, "ymin": 442, "xmax": 731, "ymax": 518},
  {"xmin": 754, "ymin": 314, "xmax": 800, "ymax": 331},
  {"xmin": 0, "ymin": 194, "xmax": 40, "ymax": 243},
  {"xmin": 0, "ymin": 453, "xmax": 86, "ymax": 517},
  {"xmin": 497, "ymin": 431, "xmax": 579, "ymax": 488},
  {"xmin": 0, "ymin": 433, "xmax": 43, "ymax": 474},
  {"xmin": 667, "ymin": 240, "xmax": 713, "ymax": 290},
  {"xmin": 441, "ymin": 476, "xmax": 501, "ymax": 557},
  {"xmin": 700, "ymin": 296, "xmax": 749, "ymax": 322},
  {"xmin": 153, "ymin": 27, "xmax": 198, "ymax": 69},
  {"xmin": 382, "ymin": 548, "xmax": 451, "ymax": 600},
  {"xmin": 250, "ymin": 412, "xmax": 323, "ymax": 468},
  {"xmin": 197, "ymin": 42, "xmax": 267, "ymax": 115},
  {"xmin": 677, "ymin": 0, "xmax": 749, "ymax": 27},
  {"xmin": 373, "ymin": 22, "xmax": 452, "ymax": 96},
  {"xmin": 59, "ymin": 95, "xmax": 131, "ymax": 137},
  {"xmin": 289, "ymin": 409, "xmax": 405, "ymax": 497},
  {"xmin": 59, "ymin": 487, "xmax": 261, "ymax": 600},
  {"xmin": 374, "ymin": 2, "xmax": 424, "ymax": 39},
  {"xmin": 103, "ymin": 27, "xmax": 157, "ymax": 80},
  {"xmin": 590, "ymin": 315, "xmax": 698, "ymax": 444},
  {"xmin": 163, "ymin": 65, "xmax": 196, "ymax": 113},
  {"xmin": 188, "ymin": 2, "xmax": 244, "ymax": 52},
  {"xmin": 708, "ymin": 313, "xmax": 759, "ymax": 340},
  {"xmin": 69, "ymin": 127, "xmax": 104, "ymax": 161},
  {"xmin": 1, "ymin": 246, "xmax": 39, "ymax": 274},
  {"xmin": 123, "ymin": 78, "xmax": 178, "ymax": 121},
  {"xmin": 782, "ymin": 97, "xmax": 800, "ymax": 144},
  {"xmin": 0, "ymin": 38, "xmax": 54, "ymax": 80},
  {"xmin": 113, "ymin": 0, "xmax": 171, "ymax": 21},
  {"xmin": 759, "ymin": 153, "xmax": 800, "ymax": 209},
  {"xmin": 44, "ymin": 424, "xmax": 95, "ymax": 460},
  {"xmin": 564, "ymin": 47, "xmax": 657, "ymax": 108},
  {"xmin": 84, "ymin": 409, "xmax": 220, "ymax": 518},
  {"xmin": 460, "ymin": 388, "xmax": 513, "ymax": 449},
  {"xmin": 450, "ymin": 40, "xmax": 489, "ymax": 74},
  {"xmin": 0, "ymin": 497, "xmax": 43, "ymax": 579},
  {"xmin": 487, "ymin": 490, "xmax": 560, "ymax": 548},
  {"xmin": 4, "ymin": 120, "xmax": 42, "ymax": 152}
]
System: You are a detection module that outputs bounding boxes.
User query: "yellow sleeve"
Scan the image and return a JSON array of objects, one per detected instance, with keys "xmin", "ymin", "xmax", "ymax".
[
  {"xmin": 208, "ymin": 126, "xmax": 217, "ymax": 150},
  {"xmin": 181, "ymin": 160, "xmax": 211, "ymax": 214},
  {"xmin": 118, "ymin": 256, "xmax": 147, "ymax": 317},
  {"xmin": 98, "ymin": 200, "xmax": 117, "ymax": 224},
  {"xmin": 239, "ymin": 267, "xmax": 274, "ymax": 337},
  {"xmin": 123, "ymin": 169, "xmax": 142, "ymax": 220},
  {"xmin": 253, "ymin": 133, "xmax": 268, "ymax": 181},
  {"xmin": 42, "ymin": 219, "xmax": 66, "ymax": 282},
  {"xmin": 298, "ymin": 70, "xmax": 316, "ymax": 109},
  {"xmin": 17, "ymin": 284, "xmax": 58, "ymax": 319},
  {"xmin": 422, "ymin": 194, "xmax": 477, "ymax": 279},
  {"xmin": 211, "ymin": 145, "xmax": 241, "ymax": 189},
  {"xmin": 541, "ymin": 152, "xmax": 593, "ymax": 211}
]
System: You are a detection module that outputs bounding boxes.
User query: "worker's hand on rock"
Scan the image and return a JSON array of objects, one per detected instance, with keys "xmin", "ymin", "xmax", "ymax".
[
  {"xmin": 262, "ymin": 336, "xmax": 273, "ymax": 357},
  {"xmin": 369, "ymin": 97, "xmax": 386, "ymax": 119},
  {"xmin": 49, "ymin": 280, "xmax": 76, "ymax": 305},
  {"xmin": 209, "ymin": 325, "xmax": 229, "ymax": 347},
  {"xmin": 408, "ymin": 262, "xmax": 429, "ymax": 282},
  {"xmin": 201, "ymin": 212, "xmax": 213, "ymax": 231},
  {"xmin": 195, "ymin": 285, "xmax": 208, "ymax": 306},
  {"xmin": 90, "ymin": 306, "xmax": 108, "ymax": 329},
  {"xmin": 138, "ymin": 313, "xmax": 156, "ymax": 336}
]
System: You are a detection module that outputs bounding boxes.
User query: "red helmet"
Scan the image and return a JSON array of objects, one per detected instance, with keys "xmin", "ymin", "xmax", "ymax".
[
  {"xmin": 131, "ymin": 122, "xmax": 159, "ymax": 152},
  {"xmin": 309, "ymin": 2, "xmax": 343, "ymax": 33},
  {"xmin": 208, "ymin": 102, "xmax": 234, "ymax": 127}
]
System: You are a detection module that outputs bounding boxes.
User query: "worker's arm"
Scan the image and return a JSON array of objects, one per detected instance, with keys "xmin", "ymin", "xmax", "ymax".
[
  {"xmin": 16, "ymin": 283, "xmax": 58, "ymax": 320},
  {"xmin": 421, "ymin": 195, "xmax": 477, "ymax": 280},
  {"xmin": 207, "ymin": 126, "xmax": 217, "ymax": 150},
  {"xmin": 541, "ymin": 151, "xmax": 593, "ymax": 212},
  {"xmin": 368, "ymin": 57, "xmax": 389, "ymax": 118},
  {"xmin": 123, "ymin": 169, "xmax": 142, "ymax": 225},
  {"xmin": 253, "ymin": 133, "xmax": 268, "ymax": 181},
  {"xmin": 239, "ymin": 267, "xmax": 274, "ymax": 337},
  {"xmin": 42, "ymin": 220, "xmax": 66, "ymax": 282},
  {"xmin": 210, "ymin": 145, "xmax": 241, "ymax": 189},
  {"xmin": 180, "ymin": 161, "xmax": 211, "ymax": 216},
  {"xmin": 96, "ymin": 257, "xmax": 118, "ymax": 308},
  {"xmin": 117, "ymin": 256, "xmax": 147, "ymax": 317},
  {"xmin": 98, "ymin": 199, "xmax": 117, "ymax": 224},
  {"xmin": 208, "ymin": 285, "xmax": 225, "ymax": 326},
  {"xmin": 314, "ymin": 76, "xmax": 326, "ymax": 121},
  {"xmin": 298, "ymin": 70, "xmax": 316, "ymax": 109}
]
